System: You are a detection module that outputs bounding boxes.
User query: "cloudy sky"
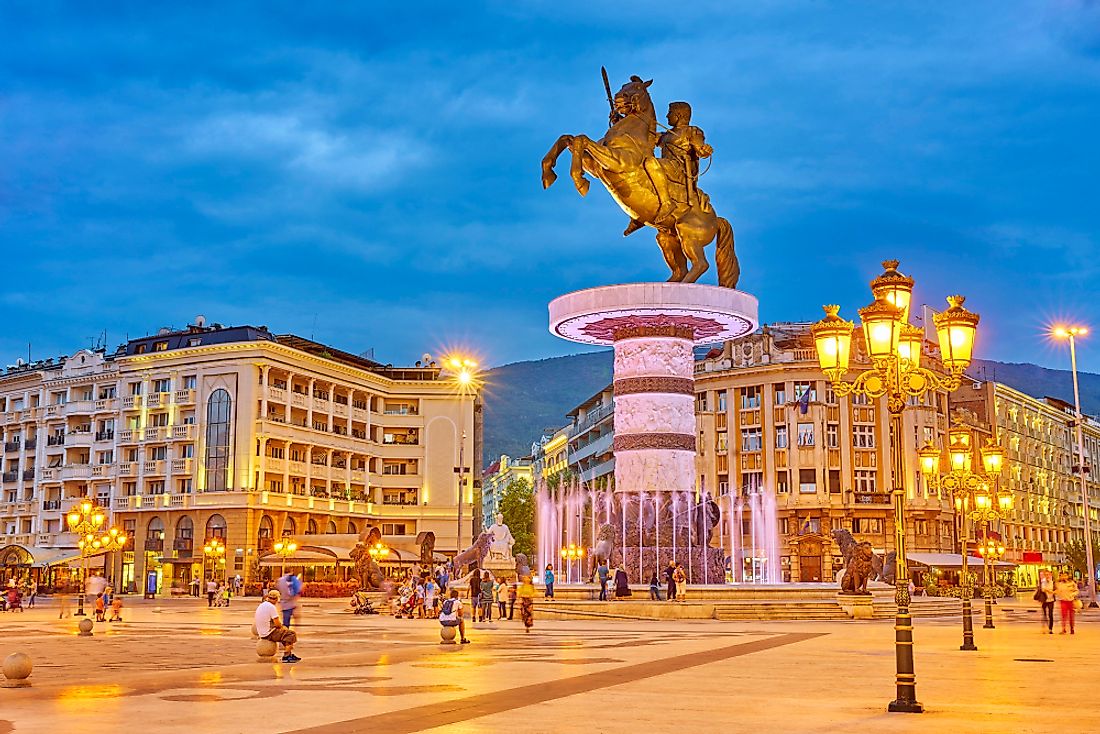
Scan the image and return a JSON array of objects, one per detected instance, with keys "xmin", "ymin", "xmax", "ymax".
[{"xmin": 2, "ymin": 1, "xmax": 1098, "ymax": 371}]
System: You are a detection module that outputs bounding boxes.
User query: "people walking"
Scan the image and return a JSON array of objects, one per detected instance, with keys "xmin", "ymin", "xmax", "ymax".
[
  {"xmin": 494, "ymin": 578, "xmax": 506, "ymax": 620},
  {"xmin": 544, "ymin": 565, "xmax": 555, "ymax": 600},
  {"xmin": 507, "ymin": 582, "xmax": 517, "ymax": 620},
  {"xmin": 664, "ymin": 560, "xmax": 677, "ymax": 602},
  {"xmin": 479, "ymin": 572, "xmax": 494, "ymax": 622},
  {"xmin": 1035, "ymin": 570, "xmax": 1056, "ymax": 634},
  {"xmin": 276, "ymin": 573, "xmax": 302, "ymax": 627},
  {"xmin": 1054, "ymin": 572, "xmax": 1079, "ymax": 634},
  {"xmin": 518, "ymin": 575, "xmax": 536, "ymax": 632},
  {"xmin": 673, "ymin": 563, "xmax": 687, "ymax": 603},
  {"xmin": 597, "ymin": 560, "xmax": 610, "ymax": 601},
  {"xmin": 206, "ymin": 578, "xmax": 218, "ymax": 607},
  {"xmin": 28, "ymin": 580, "xmax": 37, "ymax": 608}
]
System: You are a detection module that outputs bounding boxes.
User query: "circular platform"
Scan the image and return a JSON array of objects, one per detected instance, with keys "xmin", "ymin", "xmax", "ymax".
[{"xmin": 549, "ymin": 283, "xmax": 759, "ymax": 346}]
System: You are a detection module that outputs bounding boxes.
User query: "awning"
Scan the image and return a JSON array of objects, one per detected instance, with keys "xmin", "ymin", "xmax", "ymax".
[
  {"xmin": 259, "ymin": 550, "xmax": 340, "ymax": 567},
  {"xmin": 907, "ymin": 552, "xmax": 1016, "ymax": 570},
  {"xmin": 0, "ymin": 545, "xmax": 104, "ymax": 568}
]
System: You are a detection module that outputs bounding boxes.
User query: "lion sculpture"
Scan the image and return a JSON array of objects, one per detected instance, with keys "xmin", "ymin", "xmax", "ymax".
[
  {"xmin": 840, "ymin": 541, "xmax": 875, "ymax": 595},
  {"xmin": 589, "ymin": 523, "xmax": 616, "ymax": 577},
  {"xmin": 451, "ymin": 530, "xmax": 494, "ymax": 576}
]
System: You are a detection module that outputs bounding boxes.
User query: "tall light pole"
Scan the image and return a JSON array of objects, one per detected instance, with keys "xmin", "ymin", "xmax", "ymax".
[
  {"xmin": 67, "ymin": 500, "xmax": 107, "ymax": 617},
  {"xmin": 814, "ymin": 260, "xmax": 980, "ymax": 714},
  {"xmin": 444, "ymin": 355, "xmax": 479, "ymax": 554},
  {"xmin": 1053, "ymin": 325, "xmax": 1097, "ymax": 607}
]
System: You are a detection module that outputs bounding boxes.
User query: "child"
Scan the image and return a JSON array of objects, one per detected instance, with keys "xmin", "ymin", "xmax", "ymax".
[
  {"xmin": 222, "ymin": 585, "xmax": 232, "ymax": 607},
  {"xmin": 424, "ymin": 577, "xmax": 438, "ymax": 614},
  {"xmin": 94, "ymin": 592, "xmax": 106, "ymax": 622},
  {"xmin": 109, "ymin": 596, "xmax": 123, "ymax": 622}
]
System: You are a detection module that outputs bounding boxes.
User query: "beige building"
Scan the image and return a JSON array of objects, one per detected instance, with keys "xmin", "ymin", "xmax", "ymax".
[
  {"xmin": 481, "ymin": 454, "xmax": 533, "ymax": 527},
  {"xmin": 0, "ymin": 320, "xmax": 479, "ymax": 593},
  {"xmin": 694, "ymin": 322, "xmax": 956, "ymax": 583},
  {"xmin": 954, "ymin": 380, "xmax": 1100, "ymax": 587}
]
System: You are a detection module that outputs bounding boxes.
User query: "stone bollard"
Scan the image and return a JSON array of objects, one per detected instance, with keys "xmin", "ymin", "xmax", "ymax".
[
  {"xmin": 439, "ymin": 625, "xmax": 457, "ymax": 644},
  {"xmin": 2, "ymin": 652, "xmax": 33, "ymax": 687},
  {"xmin": 256, "ymin": 638, "xmax": 278, "ymax": 660},
  {"xmin": 78, "ymin": 618, "xmax": 94, "ymax": 636}
]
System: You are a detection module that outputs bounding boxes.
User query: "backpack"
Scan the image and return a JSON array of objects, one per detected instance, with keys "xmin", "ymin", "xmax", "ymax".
[{"xmin": 441, "ymin": 598, "xmax": 456, "ymax": 616}]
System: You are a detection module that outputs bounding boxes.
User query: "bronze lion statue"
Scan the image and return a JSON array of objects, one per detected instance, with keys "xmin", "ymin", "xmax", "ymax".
[{"xmin": 840, "ymin": 541, "xmax": 875, "ymax": 595}]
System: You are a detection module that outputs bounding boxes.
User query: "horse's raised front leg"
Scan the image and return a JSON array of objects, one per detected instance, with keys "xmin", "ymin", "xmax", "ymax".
[
  {"xmin": 569, "ymin": 135, "xmax": 592, "ymax": 196},
  {"xmin": 541, "ymin": 135, "xmax": 573, "ymax": 189}
]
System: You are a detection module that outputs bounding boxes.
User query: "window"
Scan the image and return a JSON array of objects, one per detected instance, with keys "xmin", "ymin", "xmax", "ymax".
[
  {"xmin": 776, "ymin": 471, "xmax": 789, "ymax": 493},
  {"xmin": 206, "ymin": 514, "xmax": 227, "ymax": 539},
  {"xmin": 854, "ymin": 470, "xmax": 877, "ymax": 493},
  {"xmin": 828, "ymin": 469, "xmax": 841, "ymax": 493},
  {"xmin": 148, "ymin": 480, "xmax": 165, "ymax": 495},
  {"xmin": 152, "ymin": 378, "xmax": 170, "ymax": 393},
  {"xmin": 853, "ymin": 425, "xmax": 875, "ymax": 448},
  {"xmin": 177, "ymin": 478, "xmax": 193, "ymax": 494},
  {"xmin": 135, "ymin": 344, "xmax": 147, "ymax": 354},
  {"xmin": 124, "ymin": 448, "xmax": 138, "ymax": 462},
  {"xmin": 775, "ymin": 425, "xmax": 788, "ymax": 449},
  {"xmin": 717, "ymin": 390, "xmax": 727, "ymax": 412},
  {"xmin": 183, "ymin": 375, "xmax": 197, "ymax": 389},
  {"xmin": 154, "ymin": 341, "xmax": 168, "ymax": 352},
  {"xmin": 716, "ymin": 432, "xmax": 728, "ymax": 453},
  {"xmin": 853, "ymin": 518, "xmax": 882, "ymax": 534},
  {"xmin": 824, "ymin": 385, "xmax": 837, "ymax": 405},
  {"xmin": 797, "ymin": 516, "xmax": 821, "ymax": 534},
  {"xmin": 797, "ymin": 423, "xmax": 814, "ymax": 447},
  {"xmin": 696, "ymin": 393, "xmax": 709, "ymax": 412},
  {"xmin": 204, "ymin": 388, "xmax": 232, "ymax": 492},
  {"xmin": 97, "ymin": 450, "xmax": 114, "ymax": 465},
  {"xmin": 852, "ymin": 391, "xmax": 869, "ymax": 406},
  {"xmin": 188, "ymin": 337, "xmax": 202, "ymax": 347},
  {"xmin": 741, "ymin": 427, "xmax": 762, "ymax": 452},
  {"xmin": 128, "ymin": 382, "xmax": 142, "ymax": 396},
  {"xmin": 382, "ymin": 522, "xmax": 409, "ymax": 535},
  {"xmin": 98, "ymin": 386, "xmax": 116, "ymax": 399},
  {"xmin": 740, "ymin": 385, "xmax": 761, "ymax": 409},
  {"xmin": 149, "ymin": 412, "xmax": 169, "ymax": 427},
  {"xmin": 826, "ymin": 424, "xmax": 839, "ymax": 449},
  {"xmin": 741, "ymin": 471, "xmax": 763, "ymax": 492},
  {"xmin": 149, "ymin": 446, "xmax": 167, "ymax": 460},
  {"xmin": 773, "ymin": 383, "xmax": 787, "ymax": 405},
  {"xmin": 180, "ymin": 444, "xmax": 194, "ymax": 459},
  {"xmin": 799, "ymin": 468, "xmax": 817, "ymax": 493}
]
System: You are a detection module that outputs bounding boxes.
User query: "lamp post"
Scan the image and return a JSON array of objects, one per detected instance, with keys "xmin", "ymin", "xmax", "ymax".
[
  {"xmin": 813, "ymin": 260, "xmax": 980, "ymax": 715},
  {"xmin": 67, "ymin": 500, "xmax": 107, "ymax": 617},
  {"xmin": 367, "ymin": 541, "xmax": 390, "ymax": 577},
  {"xmin": 1052, "ymin": 325, "xmax": 1098, "ymax": 608},
  {"xmin": 977, "ymin": 536, "xmax": 1007, "ymax": 628},
  {"xmin": 560, "ymin": 543, "xmax": 584, "ymax": 583},
  {"xmin": 203, "ymin": 537, "xmax": 226, "ymax": 584},
  {"xmin": 919, "ymin": 428, "xmax": 1008, "ymax": 647},
  {"xmin": 272, "ymin": 536, "xmax": 297, "ymax": 580},
  {"xmin": 444, "ymin": 355, "xmax": 479, "ymax": 554}
]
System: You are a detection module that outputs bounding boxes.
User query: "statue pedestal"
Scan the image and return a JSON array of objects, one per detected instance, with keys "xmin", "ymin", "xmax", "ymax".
[
  {"xmin": 482, "ymin": 557, "xmax": 518, "ymax": 584},
  {"xmin": 546, "ymin": 283, "xmax": 759, "ymax": 583},
  {"xmin": 836, "ymin": 592, "xmax": 875, "ymax": 620}
]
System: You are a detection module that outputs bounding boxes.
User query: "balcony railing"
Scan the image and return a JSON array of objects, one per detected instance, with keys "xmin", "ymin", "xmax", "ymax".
[
  {"xmin": 3, "ymin": 442, "xmax": 19, "ymax": 452},
  {"xmin": 171, "ymin": 424, "xmax": 194, "ymax": 440},
  {"xmin": 22, "ymin": 469, "xmax": 34, "ymax": 481},
  {"xmin": 144, "ymin": 426, "xmax": 167, "ymax": 442},
  {"xmin": 121, "ymin": 395, "xmax": 143, "ymax": 410},
  {"xmin": 173, "ymin": 538, "xmax": 194, "ymax": 552},
  {"xmin": 94, "ymin": 398, "xmax": 117, "ymax": 412},
  {"xmin": 171, "ymin": 458, "xmax": 193, "ymax": 474},
  {"xmin": 119, "ymin": 462, "xmax": 139, "ymax": 477},
  {"xmin": 23, "ymin": 439, "xmax": 36, "ymax": 450},
  {"xmin": 42, "ymin": 500, "xmax": 62, "ymax": 511},
  {"xmin": 118, "ymin": 429, "xmax": 136, "ymax": 442},
  {"xmin": 95, "ymin": 430, "xmax": 115, "ymax": 441},
  {"xmin": 61, "ymin": 464, "xmax": 92, "ymax": 480},
  {"xmin": 1, "ymin": 471, "xmax": 17, "ymax": 482},
  {"xmin": 46, "ymin": 435, "xmax": 65, "ymax": 447},
  {"xmin": 143, "ymin": 460, "xmax": 166, "ymax": 475},
  {"xmin": 144, "ymin": 538, "xmax": 164, "ymax": 552},
  {"xmin": 266, "ymin": 387, "xmax": 287, "ymax": 403},
  {"xmin": 174, "ymin": 388, "xmax": 196, "ymax": 404}
]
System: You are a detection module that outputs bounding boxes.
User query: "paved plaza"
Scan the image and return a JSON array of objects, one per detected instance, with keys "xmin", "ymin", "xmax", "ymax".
[{"xmin": 0, "ymin": 597, "xmax": 1096, "ymax": 733}]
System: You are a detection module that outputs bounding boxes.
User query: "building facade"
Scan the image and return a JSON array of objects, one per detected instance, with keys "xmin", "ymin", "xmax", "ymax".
[
  {"xmin": 0, "ymin": 321, "xmax": 479, "ymax": 593},
  {"xmin": 566, "ymin": 386, "xmax": 614, "ymax": 486},
  {"xmin": 481, "ymin": 454, "xmax": 533, "ymax": 527},
  {"xmin": 954, "ymin": 380, "xmax": 1100, "ymax": 587},
  {"xmin": 693, "ymin": 322, "xmax": 956, "ymax": 583}
]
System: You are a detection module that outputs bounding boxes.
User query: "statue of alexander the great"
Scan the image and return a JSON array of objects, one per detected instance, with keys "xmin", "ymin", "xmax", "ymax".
[{"xmin": 541, "ymin": 72, "xmax": 739, "ymax": 288}]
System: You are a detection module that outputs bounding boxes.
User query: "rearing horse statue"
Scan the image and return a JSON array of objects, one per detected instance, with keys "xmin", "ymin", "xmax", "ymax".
[{"xmin": 541, "ymin": 76, "xmax": 739, "ymax": 288}]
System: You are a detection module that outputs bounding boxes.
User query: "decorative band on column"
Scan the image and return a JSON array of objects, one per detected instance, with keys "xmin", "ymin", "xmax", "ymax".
[
  {"xmin": 614, "ymin": 433, "xmax": 696, "ymax": 452},
  {"xmin": 612, "ymin": 324, "xmax": 694, "ymax": 341},
  {"xmin": 613, "ymin": 376, "xmax": 694, "ymax": 396}
]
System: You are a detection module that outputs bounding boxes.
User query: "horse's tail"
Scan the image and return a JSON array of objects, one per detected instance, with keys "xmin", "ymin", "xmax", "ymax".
[{"xmin": 715, "ymin": 216, "xmax": 740, "ymax": 289}]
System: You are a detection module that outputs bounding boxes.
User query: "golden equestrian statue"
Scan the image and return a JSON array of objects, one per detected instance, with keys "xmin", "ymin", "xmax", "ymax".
[{"xmin": 541, "ymin": 71, "xmax": 739, "ymax": 288}]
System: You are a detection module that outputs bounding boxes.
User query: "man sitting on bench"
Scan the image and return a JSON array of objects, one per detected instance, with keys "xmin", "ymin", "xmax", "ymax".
[
  {"xmin": 255, "ymin": 589, "xmax": 300, "ymax": 663},
  {"xmin": 438, "ymin": 589, "xmax": 470, "ymax": 644}
]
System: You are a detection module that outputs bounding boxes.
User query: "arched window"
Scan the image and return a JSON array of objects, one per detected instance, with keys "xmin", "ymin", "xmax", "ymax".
[
  {"xmin": 347, "ymin": 520, "xmax": 358, "ymax": 535},
  {"xmin": 148, "ymin": 516, "xmax": 165, "ymax": 538},
  {"xmin": 176, "ymin": 516, "xmax": 193, "ymax": 539},
  {"xmin": 204, "ymin": 388, "xmax": 232, "ymax": 491},
  {"xmin": 206, "ymin": 513, "xmax": 227, "ymax": 540},
  {"xmin": 283, "ymin": 517, "xmax": 297, "ymax": 536},
  {"xmin": 258, "ymin": 515, "xmax": 274, "ymax": 539},
  {"xmin": 307, "ymin": 518, "xmax": 318, "ymax": 534},
  {"xmin": 326, "ymin": 520, "xmax": 337, "ymax": 534}
]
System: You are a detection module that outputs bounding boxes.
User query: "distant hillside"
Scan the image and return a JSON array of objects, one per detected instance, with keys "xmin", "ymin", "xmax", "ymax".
[
  {"xmin": 482, "ymin": 351, "xmax": 612, "ymax": 464},
  {"xmin": 481, "ymin": 352, "xmax": 1100, "ymax": 469}
]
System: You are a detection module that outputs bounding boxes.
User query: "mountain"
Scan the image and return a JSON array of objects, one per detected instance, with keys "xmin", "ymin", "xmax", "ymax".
[{"xmin": 481, "ymin": 352, "xmax": 1100, "ymax": 469}]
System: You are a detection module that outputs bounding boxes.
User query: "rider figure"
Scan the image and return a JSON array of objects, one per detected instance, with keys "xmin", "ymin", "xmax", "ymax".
[{"xmin": 625, "ymin": 101, "xmax": 712, "ymax": 235}]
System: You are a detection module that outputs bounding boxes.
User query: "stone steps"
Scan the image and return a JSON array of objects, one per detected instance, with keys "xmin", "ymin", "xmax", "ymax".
[{"xmin": 713, "ymin": 600, "xmax": 849, "ymax": 621}]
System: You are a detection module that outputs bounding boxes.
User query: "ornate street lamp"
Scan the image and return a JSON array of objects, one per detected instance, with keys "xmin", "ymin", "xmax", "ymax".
[
  {"xmin": 367, "ymin": 542, "xmax": 390, "ymax": 562},
  {"xmin": 443, "ymin": 354, "xmax": 481, "ymax": 554},
  {"xmin": 272, "ymin": 535, "xmax": 297, "ymax": 579},
  {"xmin": 977, "ymin": 536, "xmax": 1007, "ymax": 628},
  {"xmin": 920, "ymin": 430, "xmax": 1008, "ymax": 648},
  {"xmin": 67, "ymin": 500, "xmax": 107, "ymax": 617},
  {"xmin": 813, "ymin": 260, "xmax": 980, "ymax": 715},
  {"xmin": 203, "ymin": 537, "xmax": 227, "ymax": 584},
  {"xmin": 560, "ymin": 544, "xmax": 585, "ymax": 584}
]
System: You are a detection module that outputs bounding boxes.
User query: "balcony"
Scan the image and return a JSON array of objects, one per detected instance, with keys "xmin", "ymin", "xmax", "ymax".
[
  {"xmin": 42, "ymin": 500, "xmax": 62, "ymax": 511},
  {"xmin": 66, "ymin": 400, "xmax": 95, "ymax": 415},
  {"xmin": 171, "ymin": 458, "xmax": 193, "ymax": 474},
  {"xmin": 61, "ymin": 464, "xmax": 92, "ymax": 480},
  {"xmin": 312, "ymin": 397, "xmax": 330, "ymax": 412},
  {"xmin": 22, "ymin": 469, "xmax": 34, "ymax": 481},
  {"xmin": 67, "ymin": 429, "xmax": 94, "ymax": 446},
  {"xmin": 289, "ymin": 460, "xmax": 307, "ymax": 475},
  {"xmin": 173, "ymin": 537, "xmax": 194, "ymax": 553},
  {"xmin": 1, "ymin": 471, "xmax": 16, "ymax": 483},
  {"xmin": 174, "ymin": 388, "xmax": 195, "ymax": 404},
  {"xmin": 290, "ymin": 392, "xmax": 308, "ymax": 408},
  {"xmin": 91, "ymin": 464, "xmax": 115, "ymax": 478},
  {"xmin": 144, "ymin": 538, "xmax": 164, "ymax": 552},
  {"xmin": 144, "ymin": 426, "xmax": 167, "ymax": 442},
  {"xmin": 95, "ymin": 430, "xmax": 115, "ymax": 442},
  {"xmin": 263, "ymin": 456, "xmax": 285, "ymax": 472},
  {"xmin": 266, "ymin": 386, "xmax": 287, "ymax": 403},
  {"xmin": 3, "ymin": 442, "xmax": 19, "ymax": 452},
  {"xmin": 44, "ymin": 404, "xmax": 61, "ymax": 418},
  {"xmin": 119, "ymin": 462, "xmax": 138, "ymax": 477},
  {"xmin": 23, "ymin": 439, "xmax": 36, "ymax": 451},
  {"xmin": 146, "ymin": 392, "xmax": 169, "ymax": 408},
  {"xmin": 94, "ymin": 398, "xmax": 117, "ymax": 412},
  {"xmin": 46, "ymin": 434, "xmax": 66, "ymax": 447},
  {"xmin": 121, "ymin": 395, "xmax": 143, "ymax": 410},
  {"xmin": 171, "ymin": 424, "xmax": 194, "ymax": 441},
  {"xmin": 144, "ymin": 460, "xmax": 166, "ymax": 475},
  {"xmin": 39, "ymin": 467, "xmax": 60, "ymax": 482},
  {"xmin": 118, "ymin": 429, "xmax": 137, "ymax": 443}
]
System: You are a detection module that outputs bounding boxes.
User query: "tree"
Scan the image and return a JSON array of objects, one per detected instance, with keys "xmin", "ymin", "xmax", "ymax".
[
  {"xmin": 499, "ymin": 477, "xmax": 535, "ymax": 559},
  {"xmin": 1063, "ymin": 539, "xmax": 1100, "ymax": 581}
]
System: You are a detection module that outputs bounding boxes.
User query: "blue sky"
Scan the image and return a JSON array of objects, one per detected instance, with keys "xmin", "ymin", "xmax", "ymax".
[{"xmin": 2, "ymin": 1, "xmax": 1098, "ymax": 371}]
